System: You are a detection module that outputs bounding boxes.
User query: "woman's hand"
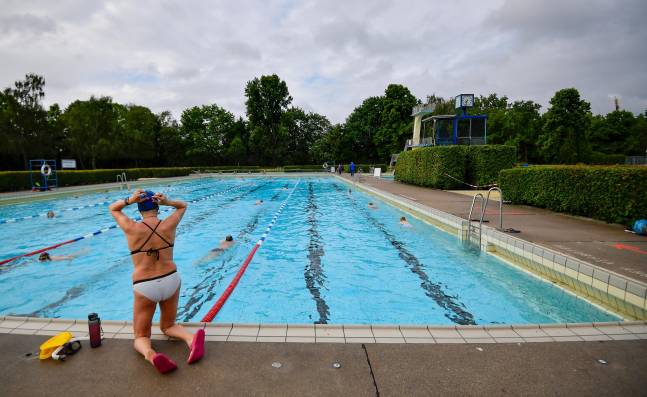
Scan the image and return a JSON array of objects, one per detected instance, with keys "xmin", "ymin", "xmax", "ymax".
[
  {"xmin": 153, "ymin": 192, "xmax": 169, "ymax": 206},
  {"xmin": 129, "ymin": 189, "xmax": 147, "ymax": 204}
]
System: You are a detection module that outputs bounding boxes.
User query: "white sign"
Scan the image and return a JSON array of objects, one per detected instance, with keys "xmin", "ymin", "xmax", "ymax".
[
  {"xmin": 61, "ymin": 159, "xmax": 77, "ymax": 169},
  {"xmin": 373, "ymin": 168, "xmax": 382, "ymax": 177}
]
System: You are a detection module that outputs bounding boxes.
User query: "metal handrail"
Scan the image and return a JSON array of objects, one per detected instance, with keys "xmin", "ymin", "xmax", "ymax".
[
  {"xmin": 467, "ymin": 193, "xmax": 485, "ymax": 246},
  {"xmin": 116, "ymin": 174, "xmax": 123, "ymax": 183},
  {"xmin": 482, "ymin": 187, "xmax": 503, "ymax": 230}
]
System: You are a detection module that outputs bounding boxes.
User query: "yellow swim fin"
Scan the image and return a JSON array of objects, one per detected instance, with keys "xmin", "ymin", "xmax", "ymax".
[{"xmin": 39, "ymin": 331, "xmax": 73, "ymax": 360}]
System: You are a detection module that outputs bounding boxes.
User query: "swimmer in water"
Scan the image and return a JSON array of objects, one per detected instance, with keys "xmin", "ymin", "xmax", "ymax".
[
  {"xmin": 400, "ymin": 216, "xmax": 412, "ymax": 227},
  {"xmin": 197, "ymin": 235, "xmax": 235, "ymax": 263},
  {"xmin": 368, "ymin": 202, "xmax": 377, "ymax": 209},
  {"xmin": 255, "ymin": 199, "xmax": 263, "ymax": 205},
  {"xmin": 47, "ymin": 211, "xmax": 55, "ymax": 218},
  {"xmin": 38, "ymin": 249, "xmax": 86, "ymax": 262}
]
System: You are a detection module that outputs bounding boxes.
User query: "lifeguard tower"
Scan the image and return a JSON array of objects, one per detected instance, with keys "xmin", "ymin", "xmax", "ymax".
[{"xmin": 408, "ymin": 94, "xmax": 487, "ymax": 148}]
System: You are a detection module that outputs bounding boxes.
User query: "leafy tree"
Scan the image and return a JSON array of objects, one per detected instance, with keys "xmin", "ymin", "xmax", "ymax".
[
  {"xmin": 502, "ymin": 100, "xmax": 542, "ymax": 162},
  {"xmin": 62, "ymin": 96, "xmax": 117, "ymax": 169},
  {"xmin": 180, "ymin": 104, "xmax": 236, "ymax": 165},
  {"xmin": 374, "ymin": 84, "xmax": 418, "ymax": 160},
  {"xmin": 589, "ymin": 110, "xmax": 635, "ymax": 155},
  {"xmin": 281, "ymin": 107, "xmax": 331, "ymax": 164},
  {"xmin": 156, "ymin": 111, "xmax": 185, "ymax": 166},
  {"xmin": 538, "ymin": 88, "xmax": 592, "ymax": 164},
  {"xmin": 626, "ymin": 111, "xmax": 647, "ymax": 156},
  {"xmin": 245, "ymin": 74, "xmax": 292, "ymax": 165},
  {"xmin": 2, "ymin": 74, "xmax": 48, "ymax": 169}
]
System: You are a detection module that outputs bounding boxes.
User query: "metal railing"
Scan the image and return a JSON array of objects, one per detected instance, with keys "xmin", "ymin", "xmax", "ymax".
[
  {"xmin": 466, "ymin": 187, "xmax": 505, "ymax": 247},
  {"xmin": 116, "ymin": 172, "xmax": 128, "ymax": 189},
  {"xmin": 467, "ymin": 193, "xmax": 485, "ymax": 246}
]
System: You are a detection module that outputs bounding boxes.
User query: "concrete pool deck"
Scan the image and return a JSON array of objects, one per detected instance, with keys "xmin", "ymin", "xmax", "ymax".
[{"xmin": 1, "ymin": 333, "xmax": 646, "ymax": 396}]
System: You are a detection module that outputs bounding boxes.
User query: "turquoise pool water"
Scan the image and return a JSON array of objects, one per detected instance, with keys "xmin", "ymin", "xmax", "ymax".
[{"xmin": 0, "ymin": 177, "xmax": 617, "ymax": 324}]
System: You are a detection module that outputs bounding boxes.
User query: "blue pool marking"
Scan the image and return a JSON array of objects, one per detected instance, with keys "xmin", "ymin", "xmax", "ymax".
[
  {"xmin": 304, "ymin": 181, "xmax": 330, "ymax": 324},
  {"xmin": 332, "ymin": 183, "xmax": 476, "ymax": 325}
]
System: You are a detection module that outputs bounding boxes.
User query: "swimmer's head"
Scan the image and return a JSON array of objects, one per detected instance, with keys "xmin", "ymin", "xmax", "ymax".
[
  {"xmin": 225, "ymin": 235, "xmax": 233, "ymax": 242},
  {"xmin": 137, "ymin": 190, "xmax": 159, "ymax": 213},
  {"xmin": 39, "ymin": 252, "xmax": 51, "ymax": 261},
  {"xmin": 400, "ymin": 216, "xmax": 406, "ymax": 222},
  {"xmin": 47, "ymin": 211, "xmax": 55, "ymax": 218},
  {"xmin": 368, "ymin": 202, "xmax": 373, "ymax": 206}
]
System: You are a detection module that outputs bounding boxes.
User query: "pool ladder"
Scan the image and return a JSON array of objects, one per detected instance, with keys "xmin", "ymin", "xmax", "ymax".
[
  {"xmin": 116, "ymin": 172, "xmax": 128, "ymax": 189},
  {"xmin": 467, "ymin": 187, "xmax": 503, "ymax": 247}
]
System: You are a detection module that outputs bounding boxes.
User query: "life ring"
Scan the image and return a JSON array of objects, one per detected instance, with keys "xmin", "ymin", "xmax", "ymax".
[
  {"xmin": 41, "ymin": 164, "xmax": 52, "ymax": 176},
  {"xmin": 322, "ymin": 162, "xmax": 328, "ymax": 169}
]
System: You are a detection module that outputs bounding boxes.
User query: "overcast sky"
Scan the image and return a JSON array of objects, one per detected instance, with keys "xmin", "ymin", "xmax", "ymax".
[{"xmin": 1, "ymin": 0, "xmax": 646, "ymax": 123}]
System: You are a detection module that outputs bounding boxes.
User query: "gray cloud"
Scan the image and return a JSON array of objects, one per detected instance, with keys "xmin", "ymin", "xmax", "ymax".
[
  {"xmin": 0, "ymin": 13, "xmax": 57, "ymax": 35},
  {"xmin": 0, "ymin": 0, "xmax": 645, "ymax": 123}
]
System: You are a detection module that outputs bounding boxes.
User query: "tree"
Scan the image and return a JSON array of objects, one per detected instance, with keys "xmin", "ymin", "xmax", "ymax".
[
  {"xmin": 2, "ymin": 74, "xmax": 48, "ymax": 169},
  {"xmin": 503, "ymin": 100, "xmax": 542, "ymax": 162},
  {"xmin": 281, "ymin": 107, "xmax": 331, "ymax": 164},
  {"xmin": 589, "ymin": 110, "xmax": 635, "ymax": 155},
  {"xmin": 538, "ymin": 88, "xmax": 592, "ymax": 164},
  {"xmin": 375, "ymin": 84, "xmax": 418, "ymax": 160},
  {"xmin": 180, "ymin": 104, "xmax": 236, "ymax": 165},
  {"xmin": 156, "ymin": 111, "xmax": 185, "ymax": 166},
  {"xmin": 62, "ymin": 96, "xmax": 117, "ymax": 169},
  {"xmin": 245, "ymin": 74, "xmax": 292, "ymax": 165}
]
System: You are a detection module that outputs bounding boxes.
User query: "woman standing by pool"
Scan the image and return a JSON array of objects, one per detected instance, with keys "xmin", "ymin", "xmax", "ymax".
[{"xmin": 109, "ymin": 189, "xmax": 205, "ymax": 374}]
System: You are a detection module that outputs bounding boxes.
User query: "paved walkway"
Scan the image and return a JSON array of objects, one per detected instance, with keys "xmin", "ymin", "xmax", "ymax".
[
  {"xmin": 1, "ymin": 334, "xmax": 646, "ymax": 396},
  {"xmin": 344, "ymin": 175, "xmax": 647, "ymax": 284}
]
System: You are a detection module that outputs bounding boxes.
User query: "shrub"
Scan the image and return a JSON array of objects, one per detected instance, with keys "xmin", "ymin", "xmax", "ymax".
[
  {"xmin": 499, "ymin": 165, "xmax": 647, "ymax": 225},
  {"xmin": 394, "ymin": 145, "xmax": 515, "ymax": 189},
  {"xmin": 465, "ymin": 145, "xmax": 517, "ymax": 187},
  {"xmin": 394, "ymin": 146, "xmax": 467, "ymax": 189}
]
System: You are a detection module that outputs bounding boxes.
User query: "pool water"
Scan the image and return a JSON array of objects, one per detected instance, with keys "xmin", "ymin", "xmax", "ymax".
[{"xmin": 0, "ymin": 177, "xmax": 618, "ymax": 324}]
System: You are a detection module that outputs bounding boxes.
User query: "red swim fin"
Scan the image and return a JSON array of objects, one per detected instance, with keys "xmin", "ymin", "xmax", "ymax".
[
  {"xmin": 152, "ymin": 353, "xmax": 177, "ymax": 374},
  {"xmin": 187, "ymin": 329, "xmax": 205, "ymax": 364}
]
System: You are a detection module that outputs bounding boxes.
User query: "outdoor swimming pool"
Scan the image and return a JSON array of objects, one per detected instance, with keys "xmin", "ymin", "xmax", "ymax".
[{"xmin": 0, "ymin": 177, "xmax": 618, "ymax": 325}]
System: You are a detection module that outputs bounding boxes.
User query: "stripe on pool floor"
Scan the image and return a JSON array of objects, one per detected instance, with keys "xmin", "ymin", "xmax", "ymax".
[
  {"xmin": 304, "ymin": 182, "xmax": 330, "ymax": 324},
  {"xmin": 333, "ymin": 183, "xmax": 476, "ymax": 325}
]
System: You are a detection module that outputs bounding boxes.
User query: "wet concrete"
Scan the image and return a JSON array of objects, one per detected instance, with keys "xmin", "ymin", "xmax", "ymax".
[
  {"xmin": 343, "ymin": 175, "xmax": 647, "ymax": 284},
  {"xmin": 1, "ymin": 334, "xmax": 646, "ymax": 396}
]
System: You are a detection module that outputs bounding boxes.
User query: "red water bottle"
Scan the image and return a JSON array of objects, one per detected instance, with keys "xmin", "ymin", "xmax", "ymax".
[{"xmin": 88, "ymin": 313, "xmax": 102, "ymax": 348}]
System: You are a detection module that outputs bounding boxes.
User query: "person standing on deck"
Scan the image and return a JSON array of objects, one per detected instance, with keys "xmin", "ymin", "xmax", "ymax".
[
  {"xmin": 109, "ymin": 189, "xmax": 205, "ymax": 374},
  {"xmin": 350, "ymin": 161, "xmax": 356, "ymax": 177}
]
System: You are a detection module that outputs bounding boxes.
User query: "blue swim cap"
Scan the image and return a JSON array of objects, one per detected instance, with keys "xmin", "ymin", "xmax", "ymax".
[{"xmin": 137, "ymin": 190, "xmax": 159, "ymax": 212}]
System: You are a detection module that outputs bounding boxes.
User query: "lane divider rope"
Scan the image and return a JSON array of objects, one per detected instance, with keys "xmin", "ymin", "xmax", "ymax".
[
  {"xmin": 0, "ymin": 201, "xmax": 112, "ymax": 224},
  {"xmin": 0, "ymin": 179, "xmax": 215, "ymax": 225},
  {"xmin": 201, "ymin": 179, "xmax": 301, "ymax": 322},
  {"xmin": 0, "ymin": 183, "xmax": 250, "ymax": 266}
]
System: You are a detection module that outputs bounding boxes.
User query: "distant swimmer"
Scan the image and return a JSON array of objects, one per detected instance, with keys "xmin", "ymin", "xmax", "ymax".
[
  {"xmin": 38, "ymin": 249, "xmax": 85, "ymax": 261},
  {"xmin": 47, "ymin": 211, "xmax": 55, "ymax": 218},
  {"xmin": 198, "ymin": 235, "xmax": 235, "ymax": 263},
  {"xmin": 255, "ymin": 199, "xmax": 264, "ymax": 205},
  {"xmin": 368, "ymin": 202, "xmax": 377, "ymax": 209},
  {"xmin": 400, "ymin": 216, "xmax": 412, "ymax": 227},
  {"xmin": 348, "ymin": 189, "xmax": 352, "ymax": 194}
]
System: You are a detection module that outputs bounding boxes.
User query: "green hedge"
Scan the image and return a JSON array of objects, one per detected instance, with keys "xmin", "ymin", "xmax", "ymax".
[
  {"xmin": 283, "ymin": 165, "xmax": 323, "ymax": 171},
  {"xmin": 465, "ymin": 145, "xmax": 517, "ymax": 187},
  {"xmin": 395, "ymin": 145, "xmax": 516, "ymax": 189},
  {"xmin": 0, "ymin": 167, "xmax": 194, "ymax": 192},
  {"xmin": 588, "ymin": 152, "xmax": 625, "ymax": 165},
  {"xmin": 499, "ymin": 165, "xmax": 647, "ymax": 224}
]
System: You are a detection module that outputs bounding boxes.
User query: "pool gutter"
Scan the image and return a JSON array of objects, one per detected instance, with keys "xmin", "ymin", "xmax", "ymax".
[{"xmin": 1, "ymin": 316, "xmax": 646, "ymax": 344}]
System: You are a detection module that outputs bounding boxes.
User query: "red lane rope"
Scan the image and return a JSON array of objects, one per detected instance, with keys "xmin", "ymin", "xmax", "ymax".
[{"xmin": 201, "ymin": 179, "xmax": 301, "ymax": 322}]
